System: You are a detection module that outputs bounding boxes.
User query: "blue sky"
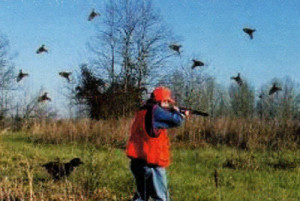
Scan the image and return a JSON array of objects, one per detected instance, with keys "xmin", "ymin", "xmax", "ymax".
[
  {"xmin": 0, "ymin": 0, "xmax": 300, "ymax": 117},
  {"xmin": 155, "ymin": 0, "xmax": 300, "ymax": 84}
]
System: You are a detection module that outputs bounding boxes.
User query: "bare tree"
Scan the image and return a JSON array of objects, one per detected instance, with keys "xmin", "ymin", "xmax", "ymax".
[
  {"xmin": 89, "ymin": 0, "xmax": 174, "ymax": 90},
  {"xmin": 257, "ymin": 77, "xmax": 300, "ymax": 120},
  {"xmin": 163, "ymin": 60, "xmax": 225, "ymax": 116},
  {"xmin": 14, "ymin": 87, "xmax": 58, "ymax": 121},
  {"xmin": 76, "ymin": 0, "xmax": 176, "ymax": 118},
  {"xmin": 214, "ymin": 89, "xmax": 231, "ymax": 117},
  {"xmin": 229, "ymin": 80, "xmax": 255, "ymax": 118},
  {"xmin": 0, "ymin": 33, "xmax": 15, "ymax": 119},
  {"xmin": 277, "ymin": 78, "xmax": 298, "ymax": 120}
]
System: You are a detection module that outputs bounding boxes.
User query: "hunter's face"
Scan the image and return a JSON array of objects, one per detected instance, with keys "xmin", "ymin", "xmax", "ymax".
[{"xmin": 160, "ymin": 100, "xmax": 170, "ymax": 108}]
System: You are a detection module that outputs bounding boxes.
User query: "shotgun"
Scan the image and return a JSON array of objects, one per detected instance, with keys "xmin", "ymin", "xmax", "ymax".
[{"xmin": 179, "ymin": 107, "xmax": 209, "ymax": 117}]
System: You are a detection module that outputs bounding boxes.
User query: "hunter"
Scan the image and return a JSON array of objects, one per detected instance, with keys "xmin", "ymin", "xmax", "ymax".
[{"xmin": 126, "ymin": 86, "xmax": 189, "ymax": 201}]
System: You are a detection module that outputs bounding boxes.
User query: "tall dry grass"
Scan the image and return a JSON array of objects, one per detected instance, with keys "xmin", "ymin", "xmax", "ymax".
[
  {"xmin": 23, "ymin": 118, "xmax": 131, "ymax": 149},
  {"xmin": 3, "ymin": 116, "xmax": 299, "ymax": 150},
  {"xmin": 172, "ymin": 117, "xmax": 300, "ymax": 150},
  {"xmin": 0, "ymin": 179, "xmax": 118, "ymax": 201}
]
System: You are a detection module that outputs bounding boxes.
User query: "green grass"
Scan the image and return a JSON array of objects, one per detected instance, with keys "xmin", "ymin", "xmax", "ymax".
[{"xmin": 0, "ymin": 133, "xmax": 299, "ymax": 200}]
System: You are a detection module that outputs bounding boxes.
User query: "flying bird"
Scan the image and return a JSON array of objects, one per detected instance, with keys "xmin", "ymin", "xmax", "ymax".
[
  {"xmin": 231, "ymin": 73, "xmax": 243, "ymax": 86},
  {"xmin": 42, "ymin": 158, "xmax": 83, "ymax": 180},
  {"xmin": 17, "ymin": 69, "xmax": 29, "ymax": 82},
  {"xmin": 38, "ymin": 92, "xmax": 51, "ymax": 102},
  {"xmin": 36, "ymin": 44, "xmax": 48, "ymax": 54},
  {"xmin": 169, "ymin": 44, "xmax": 181, "ymax": 54},
  {"xmin": 59, "ymin": 72, "xmax": 72, "ymax": 82},
  {"xmin": 243, "ymin": 27, "xmax": 256, "ymax": 39},
  {"xmin": 269, "ymin": 83, "xmax": 282, "ymax": 95},
  {"xmin": 88, "ymin": 9, "xmax": 100, "ymax": 21},
  {"xmin": 75, "ymin": 86, "xmax": 81, "ymax": 91},
  {"xmin": 191, "ymin": 59, "xmax": 205, "ymax": 69},
  {"xmin": 258, "ymin": 93, "xmax": 264, "ymax": 99}
]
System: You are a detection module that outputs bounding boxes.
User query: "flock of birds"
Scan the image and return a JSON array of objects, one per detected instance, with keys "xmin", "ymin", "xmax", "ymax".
[
  {"xmin": 169, "ymin": 27, "xmax": 282, "ymax": 97},
  {"xmin": 16, "ymin": 9, "xmax": 101, "ymax": 103},
  {"xmin": 16, "ymin": 8, "xmax": 278, "ymax": 106}
]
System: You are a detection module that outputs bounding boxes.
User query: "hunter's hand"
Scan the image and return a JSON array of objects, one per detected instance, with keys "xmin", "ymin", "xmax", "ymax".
[
  {"xmin": 172, "ymin": 106, "xmax": 180, "ymax": 112},
  {"xmin": 184, "ymin": 110, "xmax": 190, "ymax": 117},
  {"xmin": 173, "ymin": 106, "xmax": 189, "ymax": 117}
]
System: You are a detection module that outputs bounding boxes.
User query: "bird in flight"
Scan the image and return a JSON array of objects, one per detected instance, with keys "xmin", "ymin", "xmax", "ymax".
[
  {"xmin": 42, "ymin": 158, "xmax": 83, "ymax": 180},
  {"xmin": 191, "ymin": 59, "xmax": 205, "ymax": 69},
  {"xmin": 17, "ymin": 69, "xmax": 29, "ymax": 82},
  {"xmin": 243, "ymin": 28, "xmax": 256, "ymax": 39},
  {"xmin": 231, "ymin": 73, "xmax": 243, "ymax": 86},
  {"xmin": 59, "ymin": 72, "xmax": 72, "ymax": 82},
  {"xmin": 38, "ymin": 92, "xmax": 51, "ymax": 102},
  {"xmin": 169, "ymin": 44, "xmax": 182, "ymax": 54},
  {"xmin": 88, "ymin": 9, "xmax": 100, "ymax": 21},
  {"xmin": 269, "ymin": 83, "xmax": 282, "ymax": 95},
  {"xmin": 36, "ymin": 44, "xmax": 48, "ymax": 54},
  {"xmin": 258, "ymin": 93, "xmax": 264, "ymax": 99}
]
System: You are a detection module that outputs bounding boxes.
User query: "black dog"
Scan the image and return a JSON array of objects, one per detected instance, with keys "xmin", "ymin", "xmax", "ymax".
[{"xmin": 42, "ymin": 158, "xmax": 83, "ymax": 180}]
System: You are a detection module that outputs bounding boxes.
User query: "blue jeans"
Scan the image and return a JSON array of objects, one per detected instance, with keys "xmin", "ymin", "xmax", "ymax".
[{"xmin": 130, "ymin": 159, "xmax": 169, "ymax": 201}]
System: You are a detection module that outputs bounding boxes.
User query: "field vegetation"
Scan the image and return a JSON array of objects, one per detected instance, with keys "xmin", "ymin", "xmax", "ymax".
[{"xmin": 0, "ymin": 118, "xmax": 299, "ymax": 200}]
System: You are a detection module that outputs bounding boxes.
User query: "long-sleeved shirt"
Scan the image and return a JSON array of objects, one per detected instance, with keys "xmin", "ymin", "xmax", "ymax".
[
  {"xmin": 153, "ymin": 105, "xmax": 184, "ymax": 129},
  {"xmin": 142, "ymin": 102, "xmax": 184, "ymax": 138}
]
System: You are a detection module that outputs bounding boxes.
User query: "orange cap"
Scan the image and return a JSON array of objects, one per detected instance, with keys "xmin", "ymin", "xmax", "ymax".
[{"xmin": 152, "ymin": 86, "xmax": 175, "ymax": 103}]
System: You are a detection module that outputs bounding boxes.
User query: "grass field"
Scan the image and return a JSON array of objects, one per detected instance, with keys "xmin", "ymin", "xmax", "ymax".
[{"xmin": 0, "ymin": 132, "xmax": 299, "ymax": 201}]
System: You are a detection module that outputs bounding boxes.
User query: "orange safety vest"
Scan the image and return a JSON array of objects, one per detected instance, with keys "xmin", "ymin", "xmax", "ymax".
[{"xmin": 126, "ymin": 109, "xmax": 171, "ymax": 167}]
